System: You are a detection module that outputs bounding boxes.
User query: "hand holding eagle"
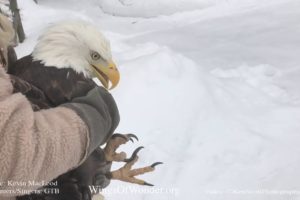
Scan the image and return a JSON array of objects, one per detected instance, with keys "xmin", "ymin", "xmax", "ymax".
[{"xmin": 5, "ymin": 20, "xmax": 162, "ymax": 199}]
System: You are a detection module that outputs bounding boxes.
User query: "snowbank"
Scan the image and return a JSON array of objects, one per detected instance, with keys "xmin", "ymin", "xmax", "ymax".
[
  {"xmin": 37, "ymin": 0, "xmax": 283, "ymax": 18},
  {"xmin": 97, "ymin": 0, "xmax": 214, "ymax": 17},
  {"xmin": 97, "ymin": 0, "xmax": 283, "ymax": 18},
  {"xmin": 110, "ymin": 42, "xmax": 300, "ymax": 200}
]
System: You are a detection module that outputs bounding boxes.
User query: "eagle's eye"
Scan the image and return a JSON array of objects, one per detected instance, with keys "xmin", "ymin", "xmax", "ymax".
[{"xmin": 91, "ymin": 51, "xmax": 101, "ymax": 60}]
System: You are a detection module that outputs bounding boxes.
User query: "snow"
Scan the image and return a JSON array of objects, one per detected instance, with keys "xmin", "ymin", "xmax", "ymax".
[
  {"xmin": 14, "ymin": 0, "xmax": 300, "ymax": 199},
  {"xmin": 97, "ymin": 0, "xmax": 213, "ymax": 17}
]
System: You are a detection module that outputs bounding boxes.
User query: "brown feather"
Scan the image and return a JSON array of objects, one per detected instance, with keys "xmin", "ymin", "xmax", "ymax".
[
  {"xmin": 8, "ymin": 55, "xmax": 96, "ymax": 108},
  {"xmin": 9, "ymin": 74, "xmax": 49, "ymax": 110}
]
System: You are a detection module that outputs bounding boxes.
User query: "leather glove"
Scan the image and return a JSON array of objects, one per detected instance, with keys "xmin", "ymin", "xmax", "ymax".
[{"xmin": 64, "ymin": 86, "xmax": 120, "ymax": 156}]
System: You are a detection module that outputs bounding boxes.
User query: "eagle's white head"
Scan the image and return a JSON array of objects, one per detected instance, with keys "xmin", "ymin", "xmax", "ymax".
[{"xmin": 32, "ymin": 20, "xmax": 119, "ymax": 89}]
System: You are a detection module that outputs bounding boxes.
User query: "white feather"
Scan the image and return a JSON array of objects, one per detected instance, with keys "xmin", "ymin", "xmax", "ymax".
[{"xmin": 32, "ymin": 20, "xmax": 112, "ymax": 77}]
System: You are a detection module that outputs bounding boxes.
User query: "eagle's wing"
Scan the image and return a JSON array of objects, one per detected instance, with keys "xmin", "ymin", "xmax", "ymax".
[
  {"xmin": 10, "ymin": 74, "xmax": 50, "ymax": 111},
  {"xmin": 7, "ymin": 46, "xmax": 18, "ymax": 70},
  {"xmin": 8, "ymin": 55, "xmax": 97, "ymax": 107}
]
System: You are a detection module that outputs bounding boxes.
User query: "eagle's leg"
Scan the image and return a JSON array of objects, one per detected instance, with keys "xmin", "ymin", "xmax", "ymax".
[
  {"xmin": 106, "ymin": 147, "xmax": 163, "ymax": 186},
  {"xmin": 104, "ymin": 133, "xmax": 139, "ymax": 162}
]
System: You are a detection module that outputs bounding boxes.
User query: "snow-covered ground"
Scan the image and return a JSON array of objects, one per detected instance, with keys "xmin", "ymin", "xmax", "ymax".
[{"xmin": 15, "ymin": 0, "xmax": 300, "ymax": 199}]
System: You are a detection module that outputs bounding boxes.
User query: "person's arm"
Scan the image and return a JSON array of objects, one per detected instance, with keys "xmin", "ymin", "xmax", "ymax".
[{"xmin": 0, "ymin": 67, "xmax": 119, "ymax": 196}]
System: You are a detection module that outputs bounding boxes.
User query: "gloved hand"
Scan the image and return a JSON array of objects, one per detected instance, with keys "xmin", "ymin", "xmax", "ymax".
[{"xmin": 64, "ymin": 86, "xmax": 120, "ymax": 156}]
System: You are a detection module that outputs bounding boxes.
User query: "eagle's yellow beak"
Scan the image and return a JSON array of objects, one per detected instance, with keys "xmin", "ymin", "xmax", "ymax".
[{"xmin": 91, "ymin": 61, "xmax": 120, "ymax": 90}]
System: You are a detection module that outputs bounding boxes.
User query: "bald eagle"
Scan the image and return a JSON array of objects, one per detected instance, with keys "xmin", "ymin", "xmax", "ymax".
[
  {"xmin": 9, "ymin": 21, "xmax": 120, "ymax": 109},
  {"xmin": 9, "ymin": 21, "xmax": 162, "ymax": 200}
]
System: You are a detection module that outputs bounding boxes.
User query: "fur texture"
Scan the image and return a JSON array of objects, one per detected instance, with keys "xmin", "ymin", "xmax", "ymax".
[
  {"xmin": 0, "ymin": 13, "xmax": 14, "ymax": 45},
  {"xmin": 0, "ymin": 13, "xmax": 15, "ymax": 69}
]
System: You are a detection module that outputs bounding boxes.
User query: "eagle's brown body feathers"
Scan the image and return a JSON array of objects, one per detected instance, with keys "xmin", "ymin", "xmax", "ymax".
[{"xmin": 9, "ymin": 55, "xmax": 96, "ymax": 110}]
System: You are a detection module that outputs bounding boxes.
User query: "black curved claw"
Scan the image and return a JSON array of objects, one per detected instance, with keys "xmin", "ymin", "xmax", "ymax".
[
  {"xmin": 127, "ymin": 133, "xmax": 139, "ymax": 142},
  {"xmin": 144, "ymin": 182, "xmax": 154, "ymax": 187},
  {"xmin": 111, "ymin": 133, "xmax": 127, "ymax": 141},
  {"xmin": 111, "ymin": 133, "xmax": 138, "ymax": 143},
  {"xmin": 124, "ymin": 146, "xmax": 144, "ymax": 163},
  {"xmin": 150, "ymin": 162, "xmax": 163, "ymax": 168}
]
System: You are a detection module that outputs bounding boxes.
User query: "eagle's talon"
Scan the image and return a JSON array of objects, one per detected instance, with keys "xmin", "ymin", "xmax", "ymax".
[
  {"xmin": 111, "ymin": 133, "xmax": 128, "ymax": 141},
  {"xmin": 151, "ymin": 162, "xmax": 163, "ymax": 168},
  {"xmin": 127, "ymin": 133, "xmax": 139, "ymax": 142},
  {"xmin": 111, "ymin": 133, "xmax": 138, "ymax": 142},
  {"xmin": 143, "ymin": 182, "xmax": 154, "ymax": 187},
  {"xmin": 104, "ymin": 133, "xmax": 139, "ymax": 162},
  {"xmin": 108, "ymin": 150, "xmax": 161, "ymax": 187},
  {"xmin": 124, "ymin": 146, "xmax": 144, "ymax": 163}
]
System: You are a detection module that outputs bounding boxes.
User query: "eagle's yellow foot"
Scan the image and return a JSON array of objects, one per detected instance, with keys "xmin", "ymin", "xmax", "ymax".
[
  {"xmin": 104, "ymin": 133, "xmax": 139, "ymax": 162},
  {"xmin": 106, "ymin": 147, "xmax": 163, "ymax": 186}
]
